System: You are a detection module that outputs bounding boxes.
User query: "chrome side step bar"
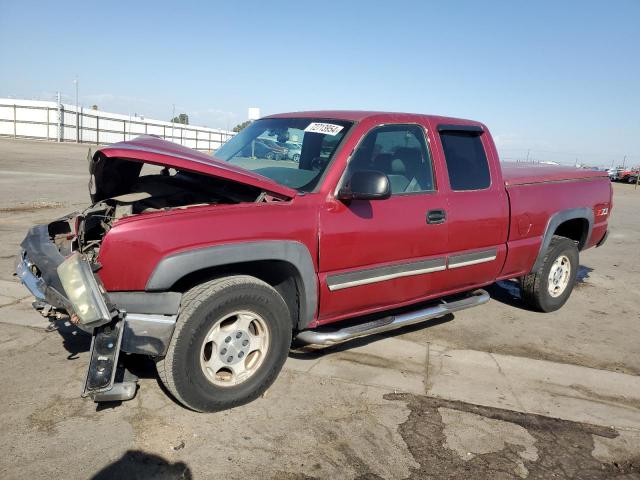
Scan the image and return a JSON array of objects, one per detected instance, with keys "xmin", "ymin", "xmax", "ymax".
[{"xmin": 295, "ymin": 289, "xmax": 490, "ymax": 346}]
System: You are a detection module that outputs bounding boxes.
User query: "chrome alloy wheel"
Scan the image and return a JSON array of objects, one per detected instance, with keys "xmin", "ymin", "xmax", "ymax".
[
  {"xmin": 200, "ymin": 310, "xmax": 270, "ymax": 387},
  {"xmin": 547, "ymin": 254, "xmax": 571, "ymax": 298}
]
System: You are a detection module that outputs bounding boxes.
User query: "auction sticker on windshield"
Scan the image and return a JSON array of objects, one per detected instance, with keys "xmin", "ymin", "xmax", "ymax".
[{"xmin": 304, "ymin": 123, "xmax": 344, "ymax": 136}]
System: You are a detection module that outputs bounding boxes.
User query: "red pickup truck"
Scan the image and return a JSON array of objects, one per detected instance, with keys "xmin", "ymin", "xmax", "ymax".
[{"xmin": 16, "ymin": 111, "xmax": 612, "ymax": 412}]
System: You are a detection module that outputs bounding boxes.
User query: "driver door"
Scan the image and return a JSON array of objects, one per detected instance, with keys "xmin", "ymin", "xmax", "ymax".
[{"xmin": 317, "ymin": 122, "xmax": 450, "ymax": 324}]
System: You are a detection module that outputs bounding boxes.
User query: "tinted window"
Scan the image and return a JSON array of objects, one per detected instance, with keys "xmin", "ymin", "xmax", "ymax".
[
  {"xmin": 440, "ymin": 132, "xmax": 491, "ymax": 190},
  {"xmin": 347, "ymin": 124, "xmax": 434, "ymax": 194}
]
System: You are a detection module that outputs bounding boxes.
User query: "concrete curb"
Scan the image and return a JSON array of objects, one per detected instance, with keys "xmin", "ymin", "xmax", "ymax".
[
  {"xmin": 286, "ymin": 337, "xmax": 640, "ymax": 430},
  {"xmin": 427, "ymin": 345, "xmax": 640, "ymax": 430}
]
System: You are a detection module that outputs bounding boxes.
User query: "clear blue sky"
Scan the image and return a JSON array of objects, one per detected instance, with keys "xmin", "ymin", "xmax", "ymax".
[{"xmin": 1, "ymin": 0, "xmax": 638, "ymax": 166}]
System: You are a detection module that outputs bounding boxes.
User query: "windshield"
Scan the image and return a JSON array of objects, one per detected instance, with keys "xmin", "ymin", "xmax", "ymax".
[{"xmin": 215, "ymin": 118, "xmax": 353, "ymax": 192}]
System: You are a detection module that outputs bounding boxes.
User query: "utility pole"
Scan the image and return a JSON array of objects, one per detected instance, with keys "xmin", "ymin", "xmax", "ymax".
[
  {"xmin": 622, "ymin": 155, "xmax": 627, "ymax": 168},
  {"xmin": 172, "ymin": 104, "xmax": 175, "ymax": 141},
  {"xmin": 56, "ymin": 91, "xmax": 62, "ymax": 143},
  {"xmin": 73, "ymin": 76, "xmax": 79, "ymax": 143},
  {"xmin": 526, "ymin": 149, "xmax": 530, "ymax": 162}
]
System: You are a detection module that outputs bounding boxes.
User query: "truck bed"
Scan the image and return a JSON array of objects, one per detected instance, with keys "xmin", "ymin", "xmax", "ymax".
[
  {"xmin": 501, "ymin": 162, "xmax": 607, "ymax": 187},
  {"xmin": 499, "ymin": 162, "xmax": 611, "ymax": 280}
]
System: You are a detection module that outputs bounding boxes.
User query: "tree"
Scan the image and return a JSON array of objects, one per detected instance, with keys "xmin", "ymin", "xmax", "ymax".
[
  {"xmin": 171, "ymin": 113, "xmax": 189, "ymax": 125},
  {"xmin": 233, "ymin": 120, "xmax": 251, "ymax": 132}
]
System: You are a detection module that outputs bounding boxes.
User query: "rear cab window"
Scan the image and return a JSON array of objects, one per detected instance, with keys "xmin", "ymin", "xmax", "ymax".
[{"xmin": 438, "ymin": 126, "xmax": 491, "ymax": 191}]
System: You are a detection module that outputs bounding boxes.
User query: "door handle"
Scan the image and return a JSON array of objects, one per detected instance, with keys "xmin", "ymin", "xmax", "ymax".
[{"xmin": 427, "ymin": 209, "xmax": 446, "ymax": 224}]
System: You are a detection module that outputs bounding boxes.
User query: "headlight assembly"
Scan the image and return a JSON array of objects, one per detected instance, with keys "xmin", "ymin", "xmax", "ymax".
[{"xmin": 57, "ymin": 253, "xmax": 111, "ymax": 327}]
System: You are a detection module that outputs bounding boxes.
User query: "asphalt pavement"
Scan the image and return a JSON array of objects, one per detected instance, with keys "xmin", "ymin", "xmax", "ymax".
[{"xmin": 0, "ymin": 138, "xmax": 638, "ymax": 479}]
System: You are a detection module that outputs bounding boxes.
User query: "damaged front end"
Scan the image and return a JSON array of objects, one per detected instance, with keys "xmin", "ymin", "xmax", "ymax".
[
  {"xmin": 15, "ymin": 136, "xmax": 295, "ymax": 404},
  {"xmin": 16, "ymin": 210, "xmax": 117, "ymax": 329},
  {"xmin": 16, "ymin": 235, "xmax": 131, "ymax": 401},
  {"xmin": 16, "ymin": 215, "xmax": 181, "ymax": 402}
]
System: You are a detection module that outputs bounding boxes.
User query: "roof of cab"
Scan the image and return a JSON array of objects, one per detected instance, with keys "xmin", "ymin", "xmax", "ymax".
[{"xmin": 265, "ymin": 110, "xmax": 484, "ymax": 127}]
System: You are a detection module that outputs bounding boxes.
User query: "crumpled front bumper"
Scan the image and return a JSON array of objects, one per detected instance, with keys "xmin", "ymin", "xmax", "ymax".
[
  {"xmin": 15, "ymin": 224, "xmax": 180, "ymax": 356},
  {"xmin": 16, "ymin": 222, "xmax": 182, "ymax": 403},
  {"xmin": 15, "ymin": 250, "xmax": 47, "ymax": 301},
  {"xmin": 15, "ymin": 225, "xmax": 71, "ymax": 312}
]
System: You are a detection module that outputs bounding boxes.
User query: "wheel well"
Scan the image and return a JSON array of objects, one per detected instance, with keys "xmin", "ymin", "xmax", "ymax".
[
  {"xmin": 170, "ymin": 260, "xmax": 302, "ymax": 329},
  {"xmin": 553, "ymin": 218, "xmax": 589, "ymax": 249}
]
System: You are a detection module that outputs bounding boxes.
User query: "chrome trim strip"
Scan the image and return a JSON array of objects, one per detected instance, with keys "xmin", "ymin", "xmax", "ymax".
[
  {"xmin": 448, "ymin": 249, "xmax": 497, "ymax": 269},
  {"xmin": 448, "ymin": 256, "xmax": 496, "ymax": 269},
  {"xmin": 126, "ymin": 313, "xmax": 177, "ymax": 324},
  {"xmin": 327, "ymin": 258, "xmax": 446, "ymax": 292},
  {"xmin": 326, "ymin": 248, "xmax": 499, "ymax": 292}
]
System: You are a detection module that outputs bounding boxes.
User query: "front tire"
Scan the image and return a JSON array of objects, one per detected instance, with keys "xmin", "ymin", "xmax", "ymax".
[
  {"xmin": 521, "ymin": 235, "xmax": 579, "ymax": 312},
  {"xmin": 156, "ymin": 275, "xmax": 292, "ymax": 412}
]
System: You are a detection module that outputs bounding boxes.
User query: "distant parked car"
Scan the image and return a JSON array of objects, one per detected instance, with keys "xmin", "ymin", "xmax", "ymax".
[
  {"xmin": 259, "ymin": 138, "xmax": 289, "ymax": 160},
  {"xmin": 285, "ymin": 142, "xmax": 302, "ymax": 162},
  {"xmin": 619, "ymin": 169, "xmax": 638, "ymax": 183},
  {"xmin": 240, "ymin": 138, "xmax": 288, "ymax": 160},
  {"xmin": 607, "ymin": 167, "xmax": 629, "ymax": 181}
]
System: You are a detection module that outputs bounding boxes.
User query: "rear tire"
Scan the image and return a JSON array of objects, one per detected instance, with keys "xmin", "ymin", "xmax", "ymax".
[
  {"xmin": 521, "ymin": 236, "xmax": 579, "ymax": 312},
  {"xmin": 156, "ymin": 275, "xmax": 292, "ymax": 412}
]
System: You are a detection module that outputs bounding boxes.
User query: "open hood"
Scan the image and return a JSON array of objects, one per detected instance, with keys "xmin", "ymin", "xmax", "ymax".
[{"xmin": 93, "ymin": 135, "xmax": 297, "ymax": 199}]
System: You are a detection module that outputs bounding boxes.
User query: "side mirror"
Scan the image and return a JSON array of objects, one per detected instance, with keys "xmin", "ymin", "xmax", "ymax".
[{"xmin": 338, "ymin": 170, "xmax": 391, "ymax": 201}]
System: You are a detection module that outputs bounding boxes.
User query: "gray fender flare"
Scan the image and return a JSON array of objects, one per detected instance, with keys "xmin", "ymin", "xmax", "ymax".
[
  {"xmin": 531, "ymin": 207, "xmax": 594, "ymax": 272},
  {"xmin": 145, "ymin": 240, "xmax": 317, "ymax": 329}
]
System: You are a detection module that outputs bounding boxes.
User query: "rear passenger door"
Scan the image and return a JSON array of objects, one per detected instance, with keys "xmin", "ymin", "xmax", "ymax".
[{"xmin": 433, "ymin": 124, "xmax": 509, "ymax": 291}]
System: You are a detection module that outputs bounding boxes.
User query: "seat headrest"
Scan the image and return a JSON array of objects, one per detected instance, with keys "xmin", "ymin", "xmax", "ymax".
[
  {"xmin": 373, "ymin": 152, "xmax": 409, "ymax": 176},
  {"xmin": 393, "ymin": 147, "xmax": 422, "ymax": 166},
  {"xmin": 390, "ymin": 158, "xmax": 407, "ymax": 175}
]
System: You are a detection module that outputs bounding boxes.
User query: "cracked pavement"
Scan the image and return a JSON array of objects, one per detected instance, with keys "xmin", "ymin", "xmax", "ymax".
[{"xmin": 0, "ymin": 139, "xmax": 639, "ymax": 479}]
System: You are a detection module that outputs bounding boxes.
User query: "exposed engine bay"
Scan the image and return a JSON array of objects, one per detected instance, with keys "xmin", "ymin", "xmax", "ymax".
[{"xmin": 48, "ymin": 153, "xmax": 281, "ymax": 262}]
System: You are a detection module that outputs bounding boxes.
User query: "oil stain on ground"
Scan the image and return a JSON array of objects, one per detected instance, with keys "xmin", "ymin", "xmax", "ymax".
[{"xmin": 385, "ymin": 393, "xmax": 640, "ymax": 480}]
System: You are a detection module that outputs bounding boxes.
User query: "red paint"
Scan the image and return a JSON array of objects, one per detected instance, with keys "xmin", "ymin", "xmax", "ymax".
[
  {"xmin": 502, "ymin": 162, "xmax": 608, "ymax": 186},
  {"xmin": 95, "ymin": 112, "xmax": 612, "ymax": 327}
]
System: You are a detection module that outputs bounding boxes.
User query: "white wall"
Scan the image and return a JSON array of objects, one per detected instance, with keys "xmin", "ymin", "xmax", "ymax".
[{"xmin": 0, "ymin": 98, "xmax": 234, "ymax": 151}]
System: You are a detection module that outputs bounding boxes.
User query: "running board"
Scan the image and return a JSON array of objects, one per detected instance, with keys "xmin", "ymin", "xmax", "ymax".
[{"xmin": 295, "ymin": 289, "xmax": 490, "ymax": 346}]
